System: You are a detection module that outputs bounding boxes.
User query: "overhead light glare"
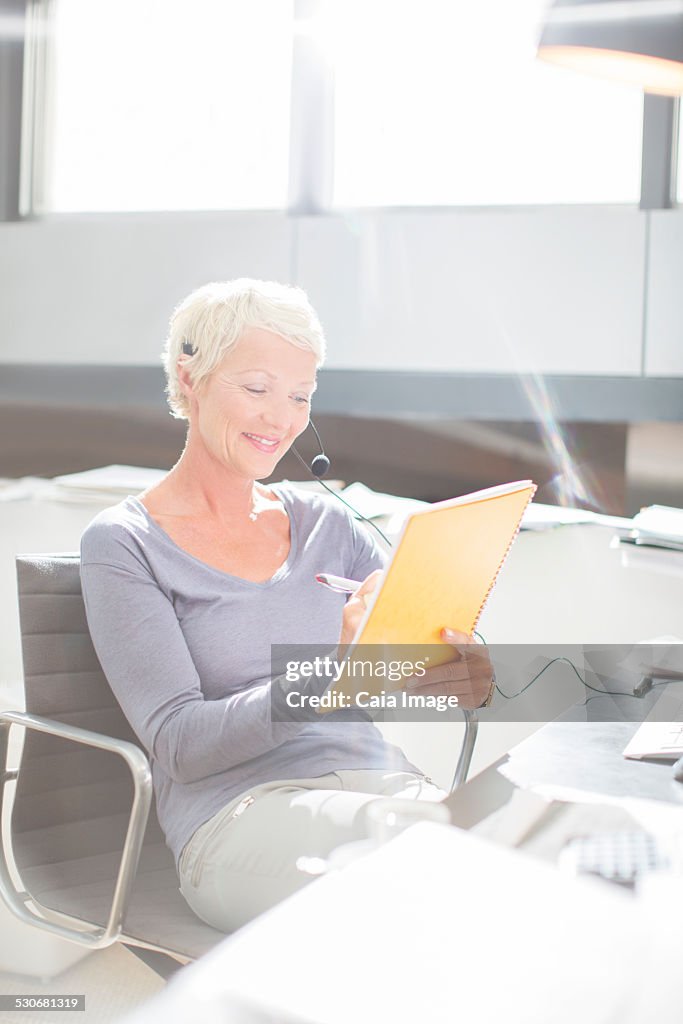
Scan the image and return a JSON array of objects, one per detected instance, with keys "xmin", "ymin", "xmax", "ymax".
[
  {"xmin": 538, "ymin": 44, "xmax": 683, "ymax": 94},
  {"xmin": 538, "ymin": 0, "xmax": 683, "ymax": 95}
]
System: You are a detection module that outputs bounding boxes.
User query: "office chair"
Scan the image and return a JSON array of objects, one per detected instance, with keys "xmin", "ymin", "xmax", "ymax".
[
  {"xmin": 0, "ymin": 554, "xmax": 224, "ymax": 971},
  {"xmin": 0, "ymin": 553, "xmax": 478, "ymax": 971}
]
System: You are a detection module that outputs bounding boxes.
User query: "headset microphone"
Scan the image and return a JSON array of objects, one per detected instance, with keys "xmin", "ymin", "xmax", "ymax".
[
  {"xmin": 291, "ymin": 421, "xmax": 391, "ymax": 549},
  {"xmin": 310, "ymin": 454, "xmax": 330, "ymax": 479},
  {"xmin": 291, "ymin": 420, "xmax": 330, "ymax": 479},
  {"xmin": 308, "ymin": 421, "xmax": 330, "ymax": 478}
]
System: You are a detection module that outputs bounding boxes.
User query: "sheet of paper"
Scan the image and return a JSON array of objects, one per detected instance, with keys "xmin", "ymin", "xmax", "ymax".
[
  {"xmin": 521, "ymin": 502, "xmax": 632, "ymax": 533},
  {"xmin": 53, "ymin": 464, "xmax": 167, "ymax": 492},
  {"xmin": 633, "ymin": 504, "xmax": 683, "ymax": 543},
  {"xmin": 339, "ymin": 481, "xmax": 429, "ymax": 520}
]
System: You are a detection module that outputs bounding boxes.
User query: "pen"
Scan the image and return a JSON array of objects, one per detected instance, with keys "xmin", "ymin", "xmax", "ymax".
[{"xmin": 315, "ymin": 573, "xmax": 362, "ymax": 594}]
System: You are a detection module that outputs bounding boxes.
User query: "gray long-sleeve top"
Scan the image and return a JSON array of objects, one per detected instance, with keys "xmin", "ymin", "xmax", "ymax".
[{"xmin": 80, "ymin": 483, "xmax": 416, "ymax": 869}]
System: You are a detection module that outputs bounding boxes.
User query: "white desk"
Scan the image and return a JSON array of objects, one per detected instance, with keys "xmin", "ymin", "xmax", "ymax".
[
  {"xmin": 480, "ymin": 523, "xmax": 683, "ymax": 643},
  {"xmin": 382, "ymin": 523, "xmax": 683, "ymax": 782},
  {"xmin": 118, "ymin": 822, "xmax": 683, "ymax": 1024}
]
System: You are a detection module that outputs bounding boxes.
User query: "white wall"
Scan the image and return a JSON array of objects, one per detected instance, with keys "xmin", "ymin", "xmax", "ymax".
[
  {"xmin": 0, "ymin": 213, "xmax": 292, "ymax": 364},
  {"xmin": 299, "ymin": 208, "xmax": 645, "ymax": 374},
  {"xmin": 0, "ymin": 205, "xmax": 679, "ymax": 376},
  {"xmin": 645, "ymin": 211, "xmax": 683, "ymax": 376}
]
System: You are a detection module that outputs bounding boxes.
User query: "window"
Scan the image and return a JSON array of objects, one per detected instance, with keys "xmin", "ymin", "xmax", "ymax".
[
  {"xmin": 30, "ymin": 0, "xmax": 645, "ymax": 213},
  {"xmin": 40, "ymin": 0, "xmax": 293, "ymax": 212},
  {"xmin": 325, "ymin": 0, "xmax": 643, "ymax": 207}
]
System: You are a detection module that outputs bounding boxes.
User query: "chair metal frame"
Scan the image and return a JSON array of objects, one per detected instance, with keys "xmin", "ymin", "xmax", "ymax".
[
  {"xmin": 452, "ymin": 710, "xmax": 479, "ymax": 791},
  {"xmin": 0, "ymin": 710, "xmax": 154, "ymax": 950}
]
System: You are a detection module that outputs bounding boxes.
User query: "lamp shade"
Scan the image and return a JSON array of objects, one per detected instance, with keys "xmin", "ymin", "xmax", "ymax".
[{"xmin": 537, "ymin": 0, "xmax": 683, "ymax": 96}]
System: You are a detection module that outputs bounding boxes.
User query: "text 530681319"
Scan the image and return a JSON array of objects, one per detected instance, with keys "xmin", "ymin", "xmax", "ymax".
[{"xmin": 0, "ymin": 995, "xmax": 85, "ymax": 1011}]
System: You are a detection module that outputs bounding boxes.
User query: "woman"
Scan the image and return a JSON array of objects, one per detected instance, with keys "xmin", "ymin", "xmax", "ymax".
[{"xmin": 80, "ymin": 278, "xmax": 493, "ymax": 933}]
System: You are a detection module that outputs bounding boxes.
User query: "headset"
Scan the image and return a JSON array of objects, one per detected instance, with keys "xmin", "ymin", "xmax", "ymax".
[{"xmin": 180, "ymin": 338, "xmax": 391, "ymax": 547}]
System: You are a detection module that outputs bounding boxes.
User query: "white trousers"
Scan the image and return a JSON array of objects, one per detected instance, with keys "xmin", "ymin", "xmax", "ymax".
[{"xmin": 178, "ymin": 769, "xmax": 446, "ymax": 933}]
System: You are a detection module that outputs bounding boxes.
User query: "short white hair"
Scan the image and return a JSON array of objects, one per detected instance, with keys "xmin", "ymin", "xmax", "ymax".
[{"xmin": 162, "ymin": 278, "xmax": 327, "ymax": 420}]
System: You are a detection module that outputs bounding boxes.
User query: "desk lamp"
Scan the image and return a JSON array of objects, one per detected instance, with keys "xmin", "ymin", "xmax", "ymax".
[{"xmin": 537, "ymin": 0, "xmax": 683, "ymax": 96}]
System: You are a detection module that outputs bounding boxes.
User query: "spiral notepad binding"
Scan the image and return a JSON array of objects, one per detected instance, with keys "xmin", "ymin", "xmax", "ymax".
[{"xmin": 469, "ymin": 482, "xmax": 537, "ymax": 635}]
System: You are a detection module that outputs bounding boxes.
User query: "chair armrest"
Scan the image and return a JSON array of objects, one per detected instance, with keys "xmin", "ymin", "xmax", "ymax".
[{"xmin": 0, "ymin": 709, "xmax": 153, "ymax": 949}]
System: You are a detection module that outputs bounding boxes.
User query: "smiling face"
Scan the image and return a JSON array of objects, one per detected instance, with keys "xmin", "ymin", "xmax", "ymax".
[{"xmin": 181, "ymin": 327, "xmax": 318, "ymax": 482}]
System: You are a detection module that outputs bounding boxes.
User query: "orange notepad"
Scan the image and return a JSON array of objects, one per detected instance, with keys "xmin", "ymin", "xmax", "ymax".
[{"xmin": 323, "ymin": 480, "xmax": 536, "ymax": 705}]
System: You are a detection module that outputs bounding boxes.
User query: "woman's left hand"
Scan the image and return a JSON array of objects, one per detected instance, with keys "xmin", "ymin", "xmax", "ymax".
[{"xmin": 404, "ymin": 629, "xmax": 494, "ymax": 709}]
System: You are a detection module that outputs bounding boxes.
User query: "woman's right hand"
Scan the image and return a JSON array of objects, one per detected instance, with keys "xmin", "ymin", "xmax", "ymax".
[{"xmin": 339, "ymin": 570, "xmax": 383, "ymax": 650}]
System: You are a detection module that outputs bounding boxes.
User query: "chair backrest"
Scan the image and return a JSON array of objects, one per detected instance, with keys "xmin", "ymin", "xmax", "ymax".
[{"xmin": 12, "ymin": 554, "xmax": 167, "ymax": 922}]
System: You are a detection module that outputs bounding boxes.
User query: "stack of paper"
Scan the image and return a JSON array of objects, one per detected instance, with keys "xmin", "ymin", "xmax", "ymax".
[
  {"xmin": 0, "ymin": 468, "xmax": 166, "ymax": 504},
  {"xmin": 337, "ymin": 481, "xmax": 428, "ymax": 520},
  {"xmin": 43, "ymin": 467, "xmax": 346, "ymax": 505},
  {"xmin": 47, "ymin": 464, "xmax": 168, "ymax": 503},
  {"xmin": 336, "ymin": 481, "xmax": 429, "ymax": 542},
  {"xmin": 0, "ymin": 477, "xmax": 56, "ymax": 502},
  {"xmin": 339, "ymin": 490, "xmax": 635, "ymax": 540},
  {"xmin": 630, "ymin": 505, "xmax": 683, "ymax": 552},
  {"xmin": 521, "ymin": 502, "xmax": 632, "ymax": 534}
]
